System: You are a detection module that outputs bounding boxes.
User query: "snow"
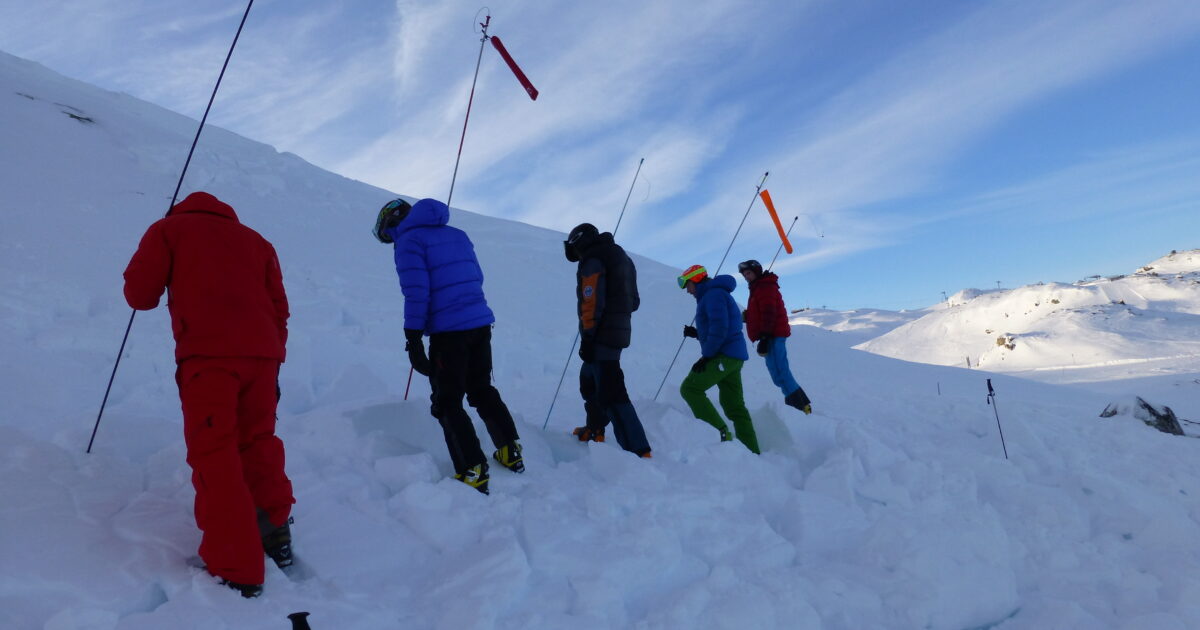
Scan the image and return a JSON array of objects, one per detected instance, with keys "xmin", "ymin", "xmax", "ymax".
[
  {"xmin": 854, "ymin": 254, "xmax": 1200, "ymax": 385},
  {"xmin": 3, "ymin": 50, "xmax": 1200, "ymax": 629},
  {"xmin": 788, "ymin": 307, "xmax": 925, "ymax": 345}
]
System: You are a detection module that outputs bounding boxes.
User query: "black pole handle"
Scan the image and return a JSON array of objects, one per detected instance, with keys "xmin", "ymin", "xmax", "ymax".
[{"xmin": 288, "ymin": 612, "xmax": 312, "ymax": 630}]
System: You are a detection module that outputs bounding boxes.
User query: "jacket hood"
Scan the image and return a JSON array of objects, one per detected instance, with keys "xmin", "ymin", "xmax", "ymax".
[
  {"xmin": 751, "ymin": 272, "xmax": 779, "ymax": 288},
  {"xmin": 389, "ymin": 198, "xmax": 449, "ymax": 239},
  {"xmin": 168, "ymin": 191, "xmax": 238, "ymax": 221},
  {"xmin": 579, "ymin": 232, "xmax": 614, "ymax": 258},
  {"xmin": 695, "ymin": 274, "xmax": 737, "ymax": 299}
]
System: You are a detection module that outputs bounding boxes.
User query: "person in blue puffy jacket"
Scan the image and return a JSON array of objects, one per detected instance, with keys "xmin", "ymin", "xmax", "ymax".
[
  {"xmin": 677, "ymin": 265, "xmax": 759, "ymax": 453},
  {"xmin": 374, "ymin": 198, "xmax": 522, "ymax": 494}
]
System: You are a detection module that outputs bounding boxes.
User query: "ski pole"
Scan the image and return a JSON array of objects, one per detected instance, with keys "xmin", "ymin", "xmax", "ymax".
[
  {"xmin": 403, "ymin": 365, "xmax": 416, "ymax": 401},
  {"xmin": 653, "ymin": 171, "xmax": 768, "ymax": 401},
  {"xmin": 766, "ymin": 216, "xmax": 798, "ymax": 272},
  {"xmin": 542, "ymin": 158, "xmax": 644, "ymax": 430},
  {"xmin": 986, "ymin": 378, "xmax": 1009, "ymax": 459},
  {"xmin": 88, "ymin": 0, "xmax": 256, "ymax": 454}
]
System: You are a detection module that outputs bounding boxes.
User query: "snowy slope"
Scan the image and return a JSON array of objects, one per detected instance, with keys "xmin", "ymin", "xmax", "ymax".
[
  {"xmin": 855, "ymin": 252, "xmax": 1200, "ymax": 384},
  {"xmin": 788, "ymin": 307, "xmax": 924, "ymax": 345},
  {"xmin": 4, "ymin": 50, "xmax": 1200, "ymax": 630}
]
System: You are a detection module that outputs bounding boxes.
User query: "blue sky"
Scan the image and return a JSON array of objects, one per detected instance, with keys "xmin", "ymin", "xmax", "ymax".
[{"xmin": 3, "ymin": 0, "xmax": 1199, "ymax": 310}]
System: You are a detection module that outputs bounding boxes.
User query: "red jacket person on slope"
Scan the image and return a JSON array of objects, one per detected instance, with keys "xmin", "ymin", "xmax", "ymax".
[
  {"xmin": 123, "ymin": 191, "xmax": 295, "ymax": 598},
  {"xmin": 740, "ymin": 260, "xmax": 812, "ymax": 414}
]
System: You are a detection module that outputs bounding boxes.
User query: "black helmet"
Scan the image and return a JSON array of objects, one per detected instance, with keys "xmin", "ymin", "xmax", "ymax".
[
  {"xmin": 563, "ymin": 222, "xmax": 600, "ymax": 262},
  {"xmin": 737, "ymin": 259, "xmax": 763, "ymax": 278},
  {"xmin": 374, "ymin": 198, "xmax": 412, "ymax": 244}
]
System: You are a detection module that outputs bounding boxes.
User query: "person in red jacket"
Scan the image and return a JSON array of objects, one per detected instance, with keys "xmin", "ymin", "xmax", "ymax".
[
  {"xmin": 123, "ymin": 191, "xmax": 295, "ymax": 598},
  {"xmin": 739, "ymin": 260, "xmax": 812, "ymax": 414}
]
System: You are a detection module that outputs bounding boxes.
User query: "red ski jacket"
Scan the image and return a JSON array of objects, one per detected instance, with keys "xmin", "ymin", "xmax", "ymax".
[
  {"xmin": 745, "ymin": 272, "xmax": 791, "ymax": 342},
  {"xmin": 123, "ymin": 192, "xmax": 289, "ymax": 363}
]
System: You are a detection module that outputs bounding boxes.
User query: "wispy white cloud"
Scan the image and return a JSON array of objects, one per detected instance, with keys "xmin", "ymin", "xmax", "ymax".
[
  {"xmin": 337, "ymin": 0, "xmax": 779, "ymax": 224},
  {"xmin": 937, "ymin": 138, "xmax": 1200, "ymax": 227},
  {"xmin": 682, "ymin": 0, "xmax": 1200, "ymax": 274}
]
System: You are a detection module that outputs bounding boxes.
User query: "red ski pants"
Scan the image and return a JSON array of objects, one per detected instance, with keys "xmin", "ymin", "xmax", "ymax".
[{"xmin": 177, "ymin": 357, "xmax": 294, "ymax": 585}]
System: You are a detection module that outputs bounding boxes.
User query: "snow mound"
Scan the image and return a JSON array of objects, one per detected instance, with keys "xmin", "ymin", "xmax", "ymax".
[{"xmin": 1136, "ymin": 249, "xmax": 1200, "ymax": 277}]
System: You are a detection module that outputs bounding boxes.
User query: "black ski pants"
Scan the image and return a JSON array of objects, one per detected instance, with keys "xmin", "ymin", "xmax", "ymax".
[
  {"xmin": 579, "ymin": 350, "xmax": 651, "ymax": 456},
  {"xmin": 428, "ymin": 326, "xmax": 520, "ymax": 474}
]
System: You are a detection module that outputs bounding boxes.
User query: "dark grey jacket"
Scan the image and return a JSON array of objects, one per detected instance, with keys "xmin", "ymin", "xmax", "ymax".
[{"xmin": 576, "ymin": 233, "xmax": 639, "ymax": 349}]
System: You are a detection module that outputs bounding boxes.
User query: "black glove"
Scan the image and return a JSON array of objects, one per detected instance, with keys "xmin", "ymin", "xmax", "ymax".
[
  {"xmin": 756, "ymin": 336, "xmax": 771, "ymax": 357},
  {"xmin": 579, "ymin": 337, "xmax": 596, "ymax": 362},
  {"xmin": 691, "ymin": 356, "xmax": 711, "ymax": 373},
  {"xmin": 683, "ymin": 325, "xmax": 698, "ymax": 339},
  {"xmin": 404, "ymin": 328, "xmax": 431, "ymax": 376}
]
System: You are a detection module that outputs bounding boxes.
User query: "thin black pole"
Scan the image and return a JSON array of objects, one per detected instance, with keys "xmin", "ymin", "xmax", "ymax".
[
  {"xmin": 713, "ymin": 172, "xmax": 769, "ymax": 278},
  {"xmin": 88, "ymin": 0, "xmax": 256, "ymax": 453},
  {"xmin": 987, "ymin": 378, "xmax": 1009, "ymax": 459},
  {"xmin": 766, "ymin": 216, "xmax": 798, "ymax": 272},
  {"xmin": 543, "ymin": 158, "xmax": 645, "ymax": 430},
  {"xmin": 611, "ymin": 158, "xmax": 645, "ymax": 236},
  {"xmin": 87, "ymin": 310, "xmax": 136, "ymax": 453},
  {"xmin": 653, "ymin": 171, "xmax": 768, "ymax": 401},
  {"xmin": 405, "ymin": 13, "xmax": 491, "ymax": 401}
]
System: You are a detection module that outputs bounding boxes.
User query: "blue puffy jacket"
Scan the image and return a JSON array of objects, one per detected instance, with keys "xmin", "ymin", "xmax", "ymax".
[
  {"xmin": 693, "ymin": 275, "xmax": 749, "ymax": 360},
  {"xmin": 385, "ymin": 199, "xmax": 495, "ymax": 334}
]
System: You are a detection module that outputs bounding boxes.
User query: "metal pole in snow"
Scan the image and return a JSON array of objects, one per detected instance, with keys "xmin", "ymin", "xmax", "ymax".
[
  {"xmin": 88, "ymin": 0, "xmax": 257, "ymax": 453},
  {"xmin": 986, "ymin": 378, "xmax": 1009, "ymax": 459},
  {"xmin": 653, "ymin": 171, "xmax": 769, "ymax": 402},
  {"xmin": 542, "ymin": 158, "xmax": 645, "ymax": 430}
]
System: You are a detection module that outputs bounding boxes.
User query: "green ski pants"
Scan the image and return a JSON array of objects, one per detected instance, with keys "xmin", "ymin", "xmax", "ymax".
[{"xmin": 679, "ymin": 355, "xmax": 759, "ymax": 454}]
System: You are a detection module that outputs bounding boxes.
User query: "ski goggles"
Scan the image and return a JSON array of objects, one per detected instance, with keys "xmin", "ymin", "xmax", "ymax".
[{"xmin": 373, "ymin": 198, "xmax": 412, "ymax": 244}]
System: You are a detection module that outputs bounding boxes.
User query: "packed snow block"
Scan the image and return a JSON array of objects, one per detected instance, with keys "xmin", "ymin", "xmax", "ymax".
[{"xmin": 1099, "ymin": 397, "xmax": 1185, "ymax": 436}]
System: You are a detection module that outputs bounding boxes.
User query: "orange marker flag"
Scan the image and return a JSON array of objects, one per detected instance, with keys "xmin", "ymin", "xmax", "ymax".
[{"xmin": 759, "ymin": 189, "xmax": 793, "ymax": 254}]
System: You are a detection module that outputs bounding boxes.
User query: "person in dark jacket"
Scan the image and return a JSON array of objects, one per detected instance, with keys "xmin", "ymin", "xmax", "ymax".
[
  {"xmin": 739, "ymin": 260, "xmax": 812, "ymax": 414},
  {"xmin": 375, "ymin": 197, "xmax": 521, "ymax": 495},
  {"xmin": 677, "ymin": 265, "xmax": 759, "ymax": 453},
  {"xmin": 563, "ymin": 223, "xmax": 652, "ymax": 457},
  {"xmin": 123, "ymin": 191, "xmax": 295, "ymax": 598}
]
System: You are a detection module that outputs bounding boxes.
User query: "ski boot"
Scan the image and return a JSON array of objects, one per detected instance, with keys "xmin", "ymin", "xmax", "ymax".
[
  {"xmin": 221, "ymin": 578, "xmax": 263, "ymax": 598},
  {"xmin": 258, "ymin": 511, "xmax": 294, "ymax": 569},
  {"xmin": 455, "ymin": 463, "xmax": 490, "ymax": 495},
  {"xmin": 492, "ymin": 441, "xmax": 525, "ymax": 473},
  {"xmin": 572, "ymin": 426, "xmax": 605, "ymax": 443},
  {"xmin": 719, "ymin": 426, "xmax": 733, "ymax": 442},
  {"xmin": 784, "ymin": 388, "xmax": 812, "ymax": 415}
]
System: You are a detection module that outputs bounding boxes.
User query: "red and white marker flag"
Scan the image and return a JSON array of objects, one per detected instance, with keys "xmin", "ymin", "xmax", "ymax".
[{"xmin": 490, "ymin": 36, "xmax": 538, "ymax": 100}]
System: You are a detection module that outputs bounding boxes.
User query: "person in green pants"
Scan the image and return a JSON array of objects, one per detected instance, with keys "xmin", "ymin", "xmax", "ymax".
[{"xmin": 677, "ymin": 265, "xmax": 759, "ymax": 454}]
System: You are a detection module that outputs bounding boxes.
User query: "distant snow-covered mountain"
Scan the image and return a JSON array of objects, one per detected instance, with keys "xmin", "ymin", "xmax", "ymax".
[{"xmin": 851, "ymin": 250, "xmax": 1200, "ymax": 383}]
